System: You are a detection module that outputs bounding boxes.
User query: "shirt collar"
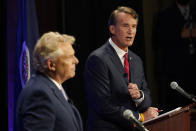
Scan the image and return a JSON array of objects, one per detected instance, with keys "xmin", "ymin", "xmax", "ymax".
[
  {"xmin": 177, "ymin": 3, "xmax": 190, "ymax": 19},
  {"xmin": 109, "ymin": 38, "xmax": 128, "ymax": 59},
  {"xmin": 47, "ymin": 76, "xmax": 63, "ymax": 90}
]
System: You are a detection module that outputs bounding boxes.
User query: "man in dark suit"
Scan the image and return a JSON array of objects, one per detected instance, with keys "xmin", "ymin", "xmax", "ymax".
[
  {"xmin": 84, "ymin": 6, "xmax": 159, "ymax": 131},
  {"xmin": 155, "ymin": 0, "xmax": 196, "ymax": 110},
  {"xmin": 16, "ymin": 32, "xmax": 83, "ymax": 131}
]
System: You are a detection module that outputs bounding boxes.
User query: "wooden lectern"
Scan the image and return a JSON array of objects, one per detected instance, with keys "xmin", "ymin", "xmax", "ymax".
[{"xmin": 143, "ymin": 103, "xmax": 196, "ymax": 131}]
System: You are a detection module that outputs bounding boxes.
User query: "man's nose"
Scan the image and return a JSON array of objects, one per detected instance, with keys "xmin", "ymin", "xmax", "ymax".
[
  {"xmin": 74, "ymin": 56, "xmax": 79, "ymax": 64},
  {"xmin": 127, "ymin": 27, "xmax": 132, "ymax": 34}
]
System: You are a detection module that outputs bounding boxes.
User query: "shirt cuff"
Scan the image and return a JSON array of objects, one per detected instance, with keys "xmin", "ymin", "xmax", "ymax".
[
  {"xmin": 133, "ymin": 90, "xmax": 144, "ymax": 105},
  {"xmin": 138, "ymin": 113, "xmax": 141, "ymax": 121}
]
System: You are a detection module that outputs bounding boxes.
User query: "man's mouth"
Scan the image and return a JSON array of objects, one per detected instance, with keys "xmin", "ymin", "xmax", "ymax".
[{"xmin": 126, "ymin": 36, "xmax": 132, "ymax": 40}]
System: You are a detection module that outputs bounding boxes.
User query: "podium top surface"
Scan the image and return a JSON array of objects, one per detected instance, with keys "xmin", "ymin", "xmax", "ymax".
[{"xmin": 143, "ymin": 107, "xmax": 182, "ymax": 124}]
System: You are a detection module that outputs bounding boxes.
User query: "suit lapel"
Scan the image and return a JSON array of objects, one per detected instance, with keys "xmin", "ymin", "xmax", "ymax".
[
  {"xmin": 70, "ymin": 104, "xmax": 83, "ymax": 130},
  {"xmin": 50, "ymin": 84, "xmax": 80, "ymax": 131},
  {"xmin": 44, "ymin": 77, "xmax": 69, "ymax": 107},
  {"xmin": 128, "ymin": 52, "xmax": 135, "ymax": 83},
  {"xmin": 40, "ymin": 75, "xmax": 81, "ymax": 131},
  {"xmin": 106, "ymin": 43, "xmax": 129, "ymax": 84}
]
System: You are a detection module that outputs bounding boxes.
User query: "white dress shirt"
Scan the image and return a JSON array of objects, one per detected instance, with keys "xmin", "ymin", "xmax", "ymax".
[
  {"xmin": 47, "ymin": 76, "xmax": 68, "ymax": 101},
  {"xmin": 177, "ymin": 3, "xmax": 190, "ymax": 20},
  {"xmin": 109, "ymin": 38, "xmax": 144, "ymax": 104}
]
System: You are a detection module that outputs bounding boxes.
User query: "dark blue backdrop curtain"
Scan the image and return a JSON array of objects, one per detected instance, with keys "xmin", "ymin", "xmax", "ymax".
[{"xmin": 8, "ymin": 0, "xmax": 39, "ymax": 130}]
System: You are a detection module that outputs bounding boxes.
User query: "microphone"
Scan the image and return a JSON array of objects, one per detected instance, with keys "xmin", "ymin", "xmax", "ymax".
[
  {"xmin": 123, "ymin": 109, "xmax": 149, "ymax": 131},
  {"xmin": 170, "ymin": 81, "xmax": 196, "ymax": 102}
]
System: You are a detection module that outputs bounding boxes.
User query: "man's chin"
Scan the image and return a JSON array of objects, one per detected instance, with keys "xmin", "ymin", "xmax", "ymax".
[
  {"xmin": 66, "ymin": 73, "xmax": 76, "ymax": 81},
  {"xmin": 71, "ymin": 73, "xmax": 76, "ymax": 78},
  {"xmin": 126, "ymin": 42, "xmax": 133, "ymax": 47}
]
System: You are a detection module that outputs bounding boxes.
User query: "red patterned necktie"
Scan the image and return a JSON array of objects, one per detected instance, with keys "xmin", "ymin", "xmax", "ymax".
[{"xmin": 124, "ymin": 53, "xmax": 130, "ymax": 81}]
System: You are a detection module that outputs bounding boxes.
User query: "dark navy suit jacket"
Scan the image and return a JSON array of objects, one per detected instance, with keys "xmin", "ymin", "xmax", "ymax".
[
  {"xmin": 16, "ymin": 73, "xmax": 83, "ymax": 131},
  {"xmin": 84, "ymin": 41, "xmax": 151, "ymax": 131}
]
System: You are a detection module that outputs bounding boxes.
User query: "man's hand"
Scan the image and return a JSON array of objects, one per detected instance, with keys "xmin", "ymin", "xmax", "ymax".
[
  {"xmin": 143, "ymin": 107, "xmax": 159, "ymax": 121},
  {"xmin": 128, "ymin": 83, "xmax": 141, "ymax": 99}
]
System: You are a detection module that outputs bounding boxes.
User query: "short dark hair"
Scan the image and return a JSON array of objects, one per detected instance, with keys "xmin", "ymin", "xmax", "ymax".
[{"xmin": 108, "ymin": 6, "xmax": 139, "ymax": 26}]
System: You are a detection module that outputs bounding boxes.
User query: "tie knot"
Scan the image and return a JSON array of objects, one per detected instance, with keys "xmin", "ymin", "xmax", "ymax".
[{"xmin": 124, "ymin": 53, "xmax": 128, "ymax": 59}]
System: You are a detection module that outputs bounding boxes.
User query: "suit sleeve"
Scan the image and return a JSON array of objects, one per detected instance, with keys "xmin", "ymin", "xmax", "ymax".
[
  {"xmin": 137, "ymin": 70, "xmax": 152, "ymax": 113},
  {"xmin": 133, "ymin": 56, "xmax": 152, "ymax": 112},
  {"xmin": 20, "ymin": 89, "xmax": 55, "ymax": 131},
  {"xmin": 84, "ymin": 54, "xmax": 136, "ymax": 129}
]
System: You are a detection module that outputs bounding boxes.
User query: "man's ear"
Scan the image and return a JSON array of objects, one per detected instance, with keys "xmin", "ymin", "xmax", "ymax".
[
  {"xmin": 47, "ymin": 59, "xmax": 56, "ymax": 71},
  {"xmin": 109, "ymin": 25, "xmax": 115, "ymax": 35}
]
